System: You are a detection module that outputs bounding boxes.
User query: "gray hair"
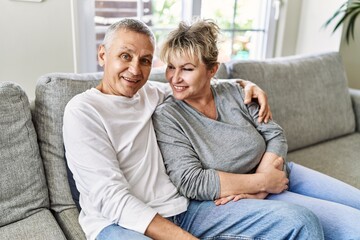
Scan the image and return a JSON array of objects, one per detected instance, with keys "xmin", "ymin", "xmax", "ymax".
[{"xmin": 102, "ymin": 18, "xmax": 155, "ymax": 50}]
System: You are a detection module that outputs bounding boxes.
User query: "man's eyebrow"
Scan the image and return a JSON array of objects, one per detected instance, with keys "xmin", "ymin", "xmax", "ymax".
[
  {"xmin": 142, "ymin": 54, "xmax": 153, "ymax": 59},
  {"xmin": 115, "ymin": 47, "xmax": 153, "ymax": 60}
]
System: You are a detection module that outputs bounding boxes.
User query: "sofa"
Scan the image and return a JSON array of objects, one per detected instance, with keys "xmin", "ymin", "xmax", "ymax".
[{"xmin": 1, "ymin": 51, "xmax": 359, "ymax": 239}]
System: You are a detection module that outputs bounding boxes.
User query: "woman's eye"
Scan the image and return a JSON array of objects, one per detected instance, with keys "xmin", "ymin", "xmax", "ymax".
[
  {"xmin": 183, "ymin": 68, "xmax": 194, "ymax": 71},
  {"xmin": 167, "ymin": 65, "xmax": 175, "ymax": 70}
]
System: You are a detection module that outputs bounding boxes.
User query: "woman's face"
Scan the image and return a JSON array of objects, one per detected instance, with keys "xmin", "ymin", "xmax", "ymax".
[{"xmin": 165, "ymin": 54, "xmax": 215, "ymax": 102}]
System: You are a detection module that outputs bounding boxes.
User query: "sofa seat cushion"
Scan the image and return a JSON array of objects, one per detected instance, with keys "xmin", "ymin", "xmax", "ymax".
[
  {"xmin": 0, "ymin": 209, "xmax": 66, "ymax": 240},
  {"xmin": 288, "ymin": 133, "xmax": 360, "ymax": 189},
  {"xmin": 0, "ymin": 82, "xmax": 49, "ymax": 227},
  {"xmin": 53, "ymin": 208, "xmax": 86, "ymax": 240},
  {"xmin": 225, "ymin": 52, "xmax": 356, "ymax": 151}
]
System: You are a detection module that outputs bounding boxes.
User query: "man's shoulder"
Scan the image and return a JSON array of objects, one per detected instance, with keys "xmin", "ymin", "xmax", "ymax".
[{"xmin": 66, "ymin": 88, "xmax": 96, "ymax": 110}]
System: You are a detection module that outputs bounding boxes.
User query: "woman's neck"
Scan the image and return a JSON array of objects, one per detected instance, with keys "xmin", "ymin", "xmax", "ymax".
[{"xmin": 185, "ymin": 88, "xmax": 217, "ymax": 120}]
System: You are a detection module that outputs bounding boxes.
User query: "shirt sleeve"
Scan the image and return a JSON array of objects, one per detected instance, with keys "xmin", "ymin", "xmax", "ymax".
[
  {"xmin": 153, "ymin": 105, "xmax": 220, "ymax": 201},
  {"xmin": 236, "ymin": 84, "xmax": 288, "ymax": 159},
  {"xmin": 148, "ymin": 81, "xmax": 172, "ymax": 99},
  {"xmin": 63, "ymin": 101, "xmax": 157, "ymax": 234}
]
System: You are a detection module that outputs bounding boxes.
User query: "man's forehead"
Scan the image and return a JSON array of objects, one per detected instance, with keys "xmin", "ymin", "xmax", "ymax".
[{"xmin": 111, "ymin": 30, "xmax": 154, "ymax": 54}]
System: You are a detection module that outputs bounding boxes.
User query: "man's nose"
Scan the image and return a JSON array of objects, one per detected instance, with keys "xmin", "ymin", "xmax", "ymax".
[{"xmin": 128, "ymin": 61, "xmax": 141, "ymax": 75}]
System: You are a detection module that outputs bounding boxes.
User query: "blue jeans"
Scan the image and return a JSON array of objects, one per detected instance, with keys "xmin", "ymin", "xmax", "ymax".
[
  {"xmin": 97, "ymin": 195, "xmax": 323, "ymax": 239},
  {"xmin": 267, "ymin": 162, "xmax": 360, "ymax": 240}
]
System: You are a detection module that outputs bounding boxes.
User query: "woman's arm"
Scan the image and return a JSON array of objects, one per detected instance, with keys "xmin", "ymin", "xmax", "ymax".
[
  {"xmin": 215, "ymin": 153, "xmax": 287, "ymax": 205},
  {"xmin": 217, "ymin": 156, "xmax": 288, "ymax": 197}
]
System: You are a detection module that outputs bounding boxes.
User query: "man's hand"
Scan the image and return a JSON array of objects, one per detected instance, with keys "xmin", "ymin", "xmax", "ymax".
[{"xmin": 237, "ymin": 79, "xmax": 272, "ymax": 123}]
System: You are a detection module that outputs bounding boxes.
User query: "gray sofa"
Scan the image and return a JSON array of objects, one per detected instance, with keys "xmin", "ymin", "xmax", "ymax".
[{"xmin": 1, "ymin": 51, "xmax": 359, "ymax": 239}]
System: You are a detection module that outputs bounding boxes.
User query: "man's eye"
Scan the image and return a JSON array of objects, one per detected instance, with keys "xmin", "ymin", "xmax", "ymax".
[
  {"xmin": 120, "ymin": 53, "xmax": 131, "ymax": 61},
  {"xmin": 140, "ymin": 58, "xmax": 152, "ymax": 66}
]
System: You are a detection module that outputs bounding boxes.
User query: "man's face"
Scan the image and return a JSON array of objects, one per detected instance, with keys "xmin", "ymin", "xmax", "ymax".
[{"xmin": 98, "ymin": 29, "xmax": 154, "ymax": 97}]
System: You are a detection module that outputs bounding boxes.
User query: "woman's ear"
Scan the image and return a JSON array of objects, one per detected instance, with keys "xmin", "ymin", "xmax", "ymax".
[
  {"xmin": 98, "ymin": 45, "xmax": 106, "ymax": 67},
  {"xmin": 210, "ymin": 63, "xmax": 219, "ymax": 77}
]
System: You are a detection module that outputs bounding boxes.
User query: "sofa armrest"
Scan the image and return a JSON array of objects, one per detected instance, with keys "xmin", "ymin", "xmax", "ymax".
[{"xmin": 349, "ymin": 88, "xmax": 360, "ymax": 132}]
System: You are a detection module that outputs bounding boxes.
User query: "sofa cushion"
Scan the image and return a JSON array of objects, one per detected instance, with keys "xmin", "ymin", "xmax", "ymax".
[
  {"xmin": 0, "ymin": 82, "xmax": 49, "ymax": 227},
  {"xmin": 0, "ymin": 209, "xmax": 66, "ymax": 240},
  {"xmin": 225, "ymin": 52, "xmax": 356, "ymax": 151},
  {"xmin": 288, "ymin": 133, "xmax": 360, "ymax": 189},
  {"xmin": 33, "ymin": 73, "xmax": 102, "ymax": 213}
]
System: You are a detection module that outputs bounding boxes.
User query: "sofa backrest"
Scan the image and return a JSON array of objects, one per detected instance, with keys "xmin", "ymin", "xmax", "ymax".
[
  {"xmin": 32, "ymin": 73, "xmax": 102, "ymax": 213},
  {"xmin": 224, "ymin": 51, "xmax": 356, "ymax": 151},
  {"xmin": 0, "ymin": 82, "xmax": 49, "ymax": 227}
]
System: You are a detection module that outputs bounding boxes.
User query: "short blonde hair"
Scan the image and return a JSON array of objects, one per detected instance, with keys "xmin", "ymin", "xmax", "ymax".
[{"xmin": 160, "ymin": 18, "xmax": 220, "ymax": 70}]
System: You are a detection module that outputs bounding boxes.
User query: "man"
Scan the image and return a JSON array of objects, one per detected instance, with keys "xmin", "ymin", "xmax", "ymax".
[{"xmin": 63, "ymin": 18, "xmax": 323, "ymax": 240}]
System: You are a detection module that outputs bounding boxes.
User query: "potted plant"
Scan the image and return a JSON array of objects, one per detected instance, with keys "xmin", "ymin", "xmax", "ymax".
[{"xmin": 325, "ymin": 0, "xmax": 360, "ymax": 43}]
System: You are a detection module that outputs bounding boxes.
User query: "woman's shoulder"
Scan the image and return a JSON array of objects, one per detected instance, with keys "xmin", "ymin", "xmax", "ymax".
[
  {"xmin": 212, "ymin": 80, "xmax": 244, "ymax": 99},
  {"xmin": 154, "ymin": 95, "xmax": 181, "ymax": 114}
]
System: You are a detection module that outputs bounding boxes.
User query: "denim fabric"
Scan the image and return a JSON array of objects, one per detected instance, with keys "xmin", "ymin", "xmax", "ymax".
[
  {"xmin": 97, "ymin": 198, "xmax": 322, "ymax": 240},
  {"xmin": 96, "ymin": 224, "xmax": 151, "ymax": 240},
  {"xmin": 174, "ymin": 199, "xmax": 323, "ymax": 240},
  {"xmin": 268, "ymin": 162, "xmax": 360, "ymax": 240}
]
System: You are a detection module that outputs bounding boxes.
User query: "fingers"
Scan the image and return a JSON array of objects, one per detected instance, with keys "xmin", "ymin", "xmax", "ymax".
[
  {"xmin": 214, "ymin": 195, "xmax": 235, "ymax": 206},
  {"xmin": 243, "ymin": 88, "xmax": 253, "ymax": 105},
  {"xmin": 257, "ymin": 93, "xmax": 272, "ymax": 123},
  {"xmin": 214, "ymin": 194, "xmax": 248, "ymax": 206},
  {"xmin": 261, "ymin": 106, "xmax": 272, "ymax": 123},
  {"xmin": 272, "ymin": 157, "xmax": 284, "ymax": 169}
]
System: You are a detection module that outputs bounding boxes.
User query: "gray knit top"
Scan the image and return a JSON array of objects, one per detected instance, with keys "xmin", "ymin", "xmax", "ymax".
[{"xmin": 153, "ymin": 81, "xmax": 287, "ymax": 200}]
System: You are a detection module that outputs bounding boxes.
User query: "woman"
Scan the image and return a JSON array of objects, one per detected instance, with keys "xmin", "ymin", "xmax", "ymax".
[{"xmin": 153, "ymin": 18, "xmax": 360, "ymax": 240}]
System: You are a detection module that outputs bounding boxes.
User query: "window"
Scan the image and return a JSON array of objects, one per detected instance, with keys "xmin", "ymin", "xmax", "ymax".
[{"xmin": 84, "ymin": 0, "xmax": 279, "ymax": 71}]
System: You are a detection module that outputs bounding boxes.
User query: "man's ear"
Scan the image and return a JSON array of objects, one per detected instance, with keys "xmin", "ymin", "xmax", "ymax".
[{"xmin": 98, "ymin": 45, "xmax": 106, "ymax": 67}]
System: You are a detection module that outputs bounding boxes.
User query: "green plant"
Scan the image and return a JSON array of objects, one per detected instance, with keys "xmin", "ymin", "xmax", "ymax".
[{"xmin": 325, "ymin": 0, "xmax": 360, "ymax": 43}]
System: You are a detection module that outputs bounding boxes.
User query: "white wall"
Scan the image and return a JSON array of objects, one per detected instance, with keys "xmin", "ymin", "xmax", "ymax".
[
  {"xmin": 275, "ymin": 0, "xmax": 360, "ymax": 89},
  {"xmin": 339, "ymin": 7, "xmax": 360, "ymax": 89},
  {"xmin": 295, "ymin": 0, "xmax": 343, "ymax": 55},
  {"xmin": 275, "ymin": 0, "xmax": 343, "ymax": 57},
  {"xmin": 0, "ymin": 0, "xmax": 75, "ymax": 100}
]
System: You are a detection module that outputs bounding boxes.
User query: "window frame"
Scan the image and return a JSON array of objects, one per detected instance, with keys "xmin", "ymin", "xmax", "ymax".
[{"xmin": 72, "ymin": 0, "xmax": 280, "ymax": 72}]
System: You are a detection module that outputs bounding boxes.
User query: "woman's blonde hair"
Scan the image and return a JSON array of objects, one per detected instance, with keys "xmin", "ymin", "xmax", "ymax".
[{"xmin": 160, "ymin": 18, "xmax": 220, "ymax": 70}]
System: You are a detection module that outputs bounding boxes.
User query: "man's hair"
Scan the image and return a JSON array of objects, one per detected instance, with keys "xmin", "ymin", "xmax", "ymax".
[
  {"xmin": 160, "ymin": 18, "xmax": 220, "ymax": 70},
  {"xmin": 102, "ymin": 18, "xmax": 155, "ymax": 50}
]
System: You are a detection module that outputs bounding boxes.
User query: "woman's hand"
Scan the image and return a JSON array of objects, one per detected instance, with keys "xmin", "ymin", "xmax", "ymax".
[
  {"xmin": 214, "ymin": 192, "xmax": 268, "ymax": 206},
  {"xmin": 237, "ymin": 79, "xmax": 272, "ymax": 123}
]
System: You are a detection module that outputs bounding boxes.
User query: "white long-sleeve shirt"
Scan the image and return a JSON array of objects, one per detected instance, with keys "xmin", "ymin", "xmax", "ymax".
[{"xmin": 63, "ymin": 81, "xmax": 188, "ymax": 240}]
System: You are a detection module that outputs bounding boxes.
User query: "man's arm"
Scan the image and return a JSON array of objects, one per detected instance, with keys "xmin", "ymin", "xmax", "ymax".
[
  {"xmin": 237, "ymin": 79, "xmax": 272, "ymax": 123},
  {"xmin": 145, "ymin": 214, "xmax": 198, "ymax": 240}
]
